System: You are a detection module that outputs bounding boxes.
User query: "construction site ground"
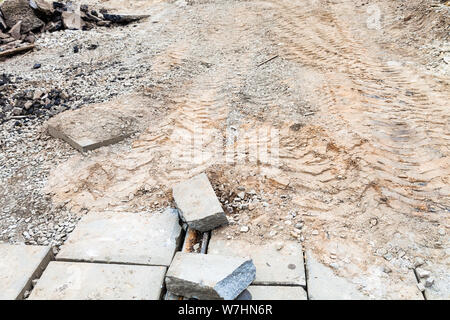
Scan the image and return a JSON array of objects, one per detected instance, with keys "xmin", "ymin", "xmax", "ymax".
[{"xmin": 0, "ymin": 0, "xmax": 449, "ymax": 300}]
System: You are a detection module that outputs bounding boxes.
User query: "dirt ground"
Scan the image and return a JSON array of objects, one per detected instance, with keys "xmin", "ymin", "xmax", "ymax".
[{"xmin": 1, "ymin": 0, "xmax": 449, "ymax": 299}]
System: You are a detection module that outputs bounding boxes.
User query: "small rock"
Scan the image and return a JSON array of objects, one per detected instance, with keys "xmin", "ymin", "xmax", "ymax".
[
  {"xmin": 294, "ymin": 223, "xmax": 303, "ymax": 229},
  {"xmin": 24, "ymin": 35, "xmax": 36, "ymax": 43},
  {"xmin": 416, "ymin": 268, "xmax": 431, "ymax": 279},
  {"xmin": 240, "ymin": 226, "xmax": 249, "ymax": 233},
  {"xmin": 383, "ymin": 253, "xmax": 393, "ymax": 261},
  {"xmin": 32, "ymin": 63, "xmax": 41, "ymax": 69},
  {"xmin": 425, "ymin": 278, "xmax": 434, "ymax": 288},
  {"xmin": 33, "ymin": 90, "xmax": 44, "ymax": 100},
  {"xmin": 11, "ymin": 107, "xmax": 22, "ymax": 116},
  {"xmin": 275, "ymin": 242, "xmax": 284, "ymax": 250},
  {"xmin": 8, "ymin": 21, "xmax": 22, "ymax": 40},
  {"xmin": 237, "ymin": 191, "xmax": 245, "ymax": 199},
  {"xmin": 414, "ymin": 257, "xmax": 424, "ymax": 268},
  {"xmin": 329, "ymin": 262, "xmax": 340, "ymax": 269},
  {"xmin": 312, "ymin": 230, "xmax": 319, "ymax": 235}
]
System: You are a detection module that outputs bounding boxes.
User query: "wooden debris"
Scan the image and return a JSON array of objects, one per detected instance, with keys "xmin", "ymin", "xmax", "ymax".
[
  {"xmin": 0, "ymin": 44, "xmax": 34, "ymax": 58},
  {"xmin": 257, "ymin": 55, "xmax": 279, "ymax": 67}
]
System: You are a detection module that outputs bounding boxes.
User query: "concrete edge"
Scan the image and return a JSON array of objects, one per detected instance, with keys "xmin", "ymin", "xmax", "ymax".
[
  {"xmin": 55, "ymin": 256, "xmax": 171, "ymax": 268},
  {"xmin": 18, "ymin": 246, "xmax": 54, "ymax": 300},
  {"xmin": 47, "ymin": 124, "xmax": 132, "ymax": 152}
]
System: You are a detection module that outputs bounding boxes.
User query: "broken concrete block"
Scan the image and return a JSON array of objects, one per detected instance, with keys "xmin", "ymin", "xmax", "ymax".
[
  {"xmin": 29, "ymin": 0, "xmax": 54, "ymax": 16},
  {"xmin": 8, "ymin": 20, "xmax": 21, "ymax": 40},
  {"xmin": 305, "ymin": 250, "xmax": 368, "ymax": 300},
  {"xmin": 165, "ymin": 252, "xmax": 256, "ymax": 300},
  {"xmin": 61, "ymin": 10, "xmax": 85, "ymax": 30},
  {"xmin": 1, "ymin": 0, "xmax": 44, "ymax": 33},
  {"xmin": 172, "ymin": 173, "xmax": 227, "ymax": 232},
  {"xmin": 237, "ymin": 286, "xmax": 307, "ymax": 300},
  {"xmin": 46, "ymin": 99, "xmax": 138, "ymax": 152},
  {"xmin": 28, "ymin": 261, "xmax": 166, "ymax": 300},
  {"xmin": 57, "ymin": 209, "xmax": 181, "ymax": 266},
  {"xmin": 208, "ymin": 238, "xmax": 306, "ymax": 286},
  {"xmin": 0, "ymin": 244, "xmax": 52, "ymax": 300}
]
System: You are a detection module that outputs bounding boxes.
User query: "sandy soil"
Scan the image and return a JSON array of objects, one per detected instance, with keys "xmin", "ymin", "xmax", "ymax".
[{"xmin": 1, "ymin": 0, "xmax": 449, "ymax": 299}]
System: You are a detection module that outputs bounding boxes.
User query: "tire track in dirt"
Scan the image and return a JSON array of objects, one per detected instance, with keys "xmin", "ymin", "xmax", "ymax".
[
  {"xmin": 46, "ymin": 2, "xmax": 273, "ymax": 210},
  {"xmin": 269, "ymin": 0, "xmax": 449, "ymax": 216}
]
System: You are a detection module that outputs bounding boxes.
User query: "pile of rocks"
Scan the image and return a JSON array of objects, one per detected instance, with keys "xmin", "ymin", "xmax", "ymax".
[
  {"xmin": 0, "ymin": 73, "xmax": 72, "ymax": 124},
  {"xmin": 0, "ymin": 0, "xmax": 149, "ymax": 58}
]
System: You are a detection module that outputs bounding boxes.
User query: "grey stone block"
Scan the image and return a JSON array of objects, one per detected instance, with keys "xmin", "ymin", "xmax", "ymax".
[
  {"xmin": 28, "ymin": 262, "xmax": 166, "ymax": 300},
  {"xmin": 237, "ymin": 286, "xmax": 307, "ymax": 300},
  {"xmin": 46, "ymin": 101, "xmax": 137, "ymax": 152},
  {"xmin": 208, "ymin": 238, "xmax": 306, "ymax": 286},
  {"xmin": 0, "ymin": 244, "xmax": 52, "ymax": 300},
  {"xmin": 172, "ymin": 173, "xmax": 228, "ymax": 232},
  {"xmin": 305, "ymin": 250, "xmax": 368, "ymax": 300},
  {"xmin": 57, "ymin": 209, "xmax": 181, "ymax": 266},
  {"xmin": 165, "ymin": 252, "xmax": 256, "ymax": 300}
]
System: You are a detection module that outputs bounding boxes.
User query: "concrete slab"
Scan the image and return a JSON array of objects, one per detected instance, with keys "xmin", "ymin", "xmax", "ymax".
[
  {"xmin": 46, "ymin": 100, "xmax": 137, "ymax": 152},
  {"xmin": 422, "ymin": 264, "xmax": 450, "ymax": 300},
  {"xmin": 305, "ymin": 250, "xmax": 368, "ymax": 300},
  {"xmin": 165, "ymin": 252, "xmax": 256, "ymax": 300},
  {"xmin": 237, "ymin": 286, "xmax": 308, "ymax": 300},
  {"xmin": 57, "ymin": 209, "xmax": 182, "ymax": 266},
  {"xmin": 28, "ymin": 262, "xmax": 166, "ymax": 300},
  {"xmin": 172, "ymin": 173, "xmax": 228, "ymax": 232},
  {"xmin": 208, "ymin": 238, "xmax": 306, "ymax": 286},
  {"xmin": 0, "ymin": 244, "xmax": 52, "ymax": 300}
]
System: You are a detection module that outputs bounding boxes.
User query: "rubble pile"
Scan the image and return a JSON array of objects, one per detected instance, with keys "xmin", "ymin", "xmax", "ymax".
[
  {"xmin": 0, "ymin": 0, "xmax": 149, "ymax": 58},
  {"xmin": 0, "ymin": 73, "xmax": 72, "ymax": 124}
]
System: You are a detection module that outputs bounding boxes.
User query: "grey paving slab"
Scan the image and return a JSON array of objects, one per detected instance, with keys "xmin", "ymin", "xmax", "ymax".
[
  {"xmin": 28, "ymin": 262, "xmax": 166, "ymax": 300},
  {"xmin": 172, "ymin": 173, "xmax": 228, "ymax": 232},
  {"xmin": 57, "ymin": 208, "xmax": 182, "ymax": 266},
  {"xmin": 422, "ymin": 264, "xmax": 450, "ymax": 300},
  {"xmin": 46, "ymin": 101, "xmax": 137, "ymax": 152},
  {"xmin": 237, "ymin": 286, "xmax": 308, "ymax": 300},
  {"xmin": 165, "ymin": 252, "xmax": 256, "ymax": 300},
  {"xmin": 208, "ymin": 238, "xmax": 306, "ymax": 286},
  {"xmin": 305, "ymin": 250, "xmax": 368, "ymax": 300},
  {"xmin": 0, "ymin": 244, "xmax": 52, "ymax": 300}
]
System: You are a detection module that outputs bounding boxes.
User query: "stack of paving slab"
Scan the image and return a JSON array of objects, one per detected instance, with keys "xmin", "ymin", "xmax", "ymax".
[{"xmin": 28, "ymin": 209, "xmax": 182, "ymax": 300}]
